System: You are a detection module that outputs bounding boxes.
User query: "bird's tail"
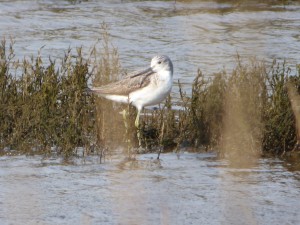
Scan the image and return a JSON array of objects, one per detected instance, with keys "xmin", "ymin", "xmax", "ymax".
[
  {"xmin": 84, "ymin": 87, "xmax": 93, "ymax": 94},
  {"xmin": 85, "ymin": 87, "xmax": 108, "ymax": 98}
]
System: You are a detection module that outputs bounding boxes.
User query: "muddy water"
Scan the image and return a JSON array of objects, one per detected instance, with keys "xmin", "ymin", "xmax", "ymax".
[
  {"xmin": 1, "ymin": 1, "xmax": 300, "ymax": 224},
  {"xmin": 1, "ymin": 0, "xmax": 300, "ymax": 92},
  {"xmin": 0, "ymin": 153, "xmax": 299, "ymax": 225}
]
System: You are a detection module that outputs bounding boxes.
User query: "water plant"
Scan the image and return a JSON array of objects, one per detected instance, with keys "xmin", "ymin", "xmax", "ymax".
[
  {"xmin": 263, "ymin": 61, "xmax": 298, "ymax": 155},
  {"xmin": 0, "ymin": 38, "xmax": 94, "ymax": 158},
  {"xmin": 1, "ymin": 34, "xmax": 299, "ymax": 159}
]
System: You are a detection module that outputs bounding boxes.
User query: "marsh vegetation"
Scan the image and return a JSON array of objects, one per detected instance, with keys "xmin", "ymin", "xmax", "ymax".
[{"xmin": 1, "ymin": 31, "xmax": 300, "ymax": 160}]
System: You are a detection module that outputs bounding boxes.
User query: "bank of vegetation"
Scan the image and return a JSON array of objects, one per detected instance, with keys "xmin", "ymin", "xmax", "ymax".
[{"xmin": 1, "ymin": 35, "xmax": 300, "ymax": 159}]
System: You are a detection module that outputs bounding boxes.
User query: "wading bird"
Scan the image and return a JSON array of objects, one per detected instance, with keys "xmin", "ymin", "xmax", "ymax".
[{"xmin": 88, "ymin": 55, "xmax": 173, "ymax": 128}]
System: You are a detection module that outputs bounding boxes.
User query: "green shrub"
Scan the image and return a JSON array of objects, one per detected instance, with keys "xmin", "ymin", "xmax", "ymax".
[{"xmin": 1, "ymin": 36, "xmax": 299, "ymax": 158}]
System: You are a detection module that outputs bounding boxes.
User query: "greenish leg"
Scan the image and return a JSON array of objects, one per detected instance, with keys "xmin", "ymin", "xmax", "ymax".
[
  {"xmin": 135, "ymin": 110, "xmax": 140, "ymax": 128},
  {"xmin": 135, "ymin": 110, "xmax": 142, "ymax": 147},
  {"xmin": 157, "ymin": 121, "xmax": 165, "ymax": 160},
  {"xmin": 122, "ymin": 109, "xmax": 128, "ymax": 128},
  {"xmin": 122, "ymin": 109, "xmax": 132, "ymax": 156}
]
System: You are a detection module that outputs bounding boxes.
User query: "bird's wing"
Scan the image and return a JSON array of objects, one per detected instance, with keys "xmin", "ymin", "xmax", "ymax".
[{"xmin": 90, "ymin": 70, "xmax": 153, "ymax": 96}]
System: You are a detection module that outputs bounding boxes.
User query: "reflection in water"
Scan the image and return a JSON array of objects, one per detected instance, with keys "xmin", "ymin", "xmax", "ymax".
[
  {"xmin": 1, "ymin": 1, "xmax": 300, "ymax": 224},
  {"xmin": 220, "ymin": 170, "xmax": 258, "ymax": 225},
  {"xmin": 0, "ymin": 154, "xmax": 300, "ymax": 224},
  {"xmin": 219, "ymin": 147, "xmax": 260, "ymax": 225},
  {"xmin": 111, "ymin": 158, "xmax": 165, "ymax": 225},
  {"xmin": 283, "ymin": 154, "xmax": 300, "ymax": 172}
]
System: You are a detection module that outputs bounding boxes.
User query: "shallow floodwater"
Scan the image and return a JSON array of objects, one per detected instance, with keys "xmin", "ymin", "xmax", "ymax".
[
  {"xmin": 1, "ymin": 1, "xmax": 300, "ymax": 224},
  {"xmin": 1, "ymin": 0, "xmax": 300, "ymax": 93},
  {"xmin": 0, "ymin": 152, "xmax": 299, "ymax": 225}
]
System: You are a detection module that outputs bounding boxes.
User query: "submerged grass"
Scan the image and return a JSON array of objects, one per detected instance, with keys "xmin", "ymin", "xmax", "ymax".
[{"xmin": 1, "ymin": 34, "xmax": 300, "ymax": 159}]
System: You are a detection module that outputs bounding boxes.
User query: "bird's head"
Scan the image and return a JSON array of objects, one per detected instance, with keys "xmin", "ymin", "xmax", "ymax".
[{"xmin": 150, "ymin": 55, "xmax": 173, "ymax": 75}]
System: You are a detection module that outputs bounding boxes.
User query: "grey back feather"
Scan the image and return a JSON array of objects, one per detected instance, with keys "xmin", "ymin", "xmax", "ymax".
[{"xmin": 91, "ymin": 70, "xmax": 152, "ymax": 96}]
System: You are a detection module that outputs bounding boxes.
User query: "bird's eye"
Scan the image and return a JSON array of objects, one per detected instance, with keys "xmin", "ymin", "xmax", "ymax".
[{"xmin": 158, "ymin": 61, "xmax": 161, "ymax": 64}]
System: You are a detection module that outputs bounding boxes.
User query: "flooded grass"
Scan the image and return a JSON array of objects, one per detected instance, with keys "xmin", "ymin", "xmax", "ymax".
[{"xmin": 1, "ymin": 34, "xmax": 300, "ymax": 159}]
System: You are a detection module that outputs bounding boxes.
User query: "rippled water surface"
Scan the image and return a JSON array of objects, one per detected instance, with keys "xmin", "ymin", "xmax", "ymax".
[
  {"xmin": 1, "ymin": 0, "xmax": 300, "ymax": 90},
  {"xmin": 1, "ymin": 1, "xmax": 300, "ymax": 224},
  {"xmin": 0, "ymin": 153, "xmax": 300, "ymax": 225}
]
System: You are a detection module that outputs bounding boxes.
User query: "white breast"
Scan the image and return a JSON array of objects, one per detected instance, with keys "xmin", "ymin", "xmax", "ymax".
[{"xmin": 129, "ymin": 70, "xmax": 173, "ymax": 110}]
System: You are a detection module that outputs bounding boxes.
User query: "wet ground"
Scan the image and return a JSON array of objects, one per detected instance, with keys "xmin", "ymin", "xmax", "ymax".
[{"xmin": 0, "ymin": 152, "xmax": 299, "ymax": 225}]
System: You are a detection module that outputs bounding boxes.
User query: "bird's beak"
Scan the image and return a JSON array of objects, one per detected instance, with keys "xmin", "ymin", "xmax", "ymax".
[{"xmin": 130, "ymin": 67, "xmax": 154, "ymax": 78}]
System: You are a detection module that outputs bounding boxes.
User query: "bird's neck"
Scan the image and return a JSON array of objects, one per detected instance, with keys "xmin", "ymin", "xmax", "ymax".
[{"xmin": 157, "ymin": 70, "xmax": 172, "ymax": 81}]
